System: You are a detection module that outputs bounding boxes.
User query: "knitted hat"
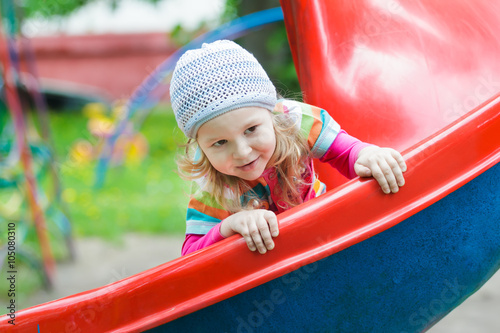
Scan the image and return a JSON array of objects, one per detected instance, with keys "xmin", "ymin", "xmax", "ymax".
[{"xmin": 170, "ymin": 40, "xmax": 277, "ymax": 138}]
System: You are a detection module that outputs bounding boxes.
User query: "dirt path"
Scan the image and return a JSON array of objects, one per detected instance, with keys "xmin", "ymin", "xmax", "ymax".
[{"xmin": 20, "ymin": 234, "xmax": 500, "ymax": 331}]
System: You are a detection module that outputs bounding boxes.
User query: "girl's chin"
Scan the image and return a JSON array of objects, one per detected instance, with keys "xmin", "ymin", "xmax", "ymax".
[
  {"xmin": 236, "ymin": 167, "xmax": 266, "ymax": 181},
  {"xmin": 236, "ymin": 170, "xmax": 263, "ymax": 181}
]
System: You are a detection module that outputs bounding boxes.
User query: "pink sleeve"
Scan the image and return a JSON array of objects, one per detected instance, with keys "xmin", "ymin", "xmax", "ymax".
[
  {"xmin": 319, "ymin": 130, "xmax": 373, "ymax": 179},
  {"xmin": 181, "ymin": 223, "xmax": 226, "ymax": 256}
]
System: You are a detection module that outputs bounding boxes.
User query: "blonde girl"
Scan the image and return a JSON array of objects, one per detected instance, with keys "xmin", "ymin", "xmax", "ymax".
[{"xmin": 170, "ymin": 40, "xmax": 406, "ymax": 256}]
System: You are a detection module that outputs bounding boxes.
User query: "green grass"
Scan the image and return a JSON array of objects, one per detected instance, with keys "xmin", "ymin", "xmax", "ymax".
[{"xmin": 48, "ymin": 106, "xmax": 190, "ymax": 240}]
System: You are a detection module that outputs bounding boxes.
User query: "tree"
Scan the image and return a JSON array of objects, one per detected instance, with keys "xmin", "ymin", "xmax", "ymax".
[
  {"xmin": 228, "ymin": 0, "xmax": 302, "ymax": 99},
  {"xmin": 19, "ymin": 0, "xmax": 162, "ymax": 19}
]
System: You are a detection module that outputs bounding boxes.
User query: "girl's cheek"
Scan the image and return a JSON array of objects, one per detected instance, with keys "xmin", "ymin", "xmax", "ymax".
[{"xmin": 266, "ymin": 131, "xmax": 277, "ymax": 147}]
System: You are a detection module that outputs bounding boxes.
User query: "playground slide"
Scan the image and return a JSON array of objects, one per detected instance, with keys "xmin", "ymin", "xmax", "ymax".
[{"xmin": 2, "ymin": 0, "xmax": 500, "ymax": 332}]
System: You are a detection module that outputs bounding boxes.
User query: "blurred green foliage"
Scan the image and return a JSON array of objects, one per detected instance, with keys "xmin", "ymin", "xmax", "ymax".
[
  {"xmin": 48, "ymin": 107, "xmax": 189, "ymax": 241},
  {"xmin": 1, "ymin": 105, "xmax": 189, "ymax": 306},
  {"xmin": 230, "ymin": 0, "xmax": 303, "ymax": 99},
  {"xmin": 19, "ymin": 0, "xmax": 162, "ymax": 19},
  {"xmin": 222, "ymin": 0, "xmax": 241, "ymax": 21}
]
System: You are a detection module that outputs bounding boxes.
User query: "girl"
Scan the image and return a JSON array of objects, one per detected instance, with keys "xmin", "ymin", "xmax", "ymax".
[{"xmin": 170, "ymin": 40, "xmax": 407, "ymax": 256}]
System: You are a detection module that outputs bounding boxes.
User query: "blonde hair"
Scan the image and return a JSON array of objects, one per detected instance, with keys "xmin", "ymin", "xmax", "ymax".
[{"xmin": 176, "ymin": 112, "xmax": 312, "ymax": 213}]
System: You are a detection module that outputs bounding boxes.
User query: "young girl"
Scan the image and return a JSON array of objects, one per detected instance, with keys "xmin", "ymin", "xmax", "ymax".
[{"xmin": 170, "ymin": 40, "xmax": 407, "ymax": 256}]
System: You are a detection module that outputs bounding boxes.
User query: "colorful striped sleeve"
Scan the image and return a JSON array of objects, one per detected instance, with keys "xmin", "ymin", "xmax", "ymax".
[
  {"xmin": 275, "ymin": 99, "xmax": 341, "ymax": 159},
  {"xmin": 185, "ymin": 178, "xmax": 231, "ymax": 235}
]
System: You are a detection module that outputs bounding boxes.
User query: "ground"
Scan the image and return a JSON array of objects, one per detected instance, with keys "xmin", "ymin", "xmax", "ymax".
[{"xmin": 21, "ymin": 234, "xmax": 500, "ymax": 332}]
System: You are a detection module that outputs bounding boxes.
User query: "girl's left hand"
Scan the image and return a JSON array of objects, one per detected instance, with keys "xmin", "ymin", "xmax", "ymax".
[{"xmin": 354, "ymin": 146, "xmax": 407, "ymax": 194}]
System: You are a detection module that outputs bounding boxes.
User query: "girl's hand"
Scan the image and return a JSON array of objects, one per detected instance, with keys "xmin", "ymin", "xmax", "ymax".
[
  {"xmin": 354, "ymin": 146, "xmax": 407, "ymax": 194},
  {"xmin": 220, "ymin": 210, "xmax": 279, "ymax": 254}
]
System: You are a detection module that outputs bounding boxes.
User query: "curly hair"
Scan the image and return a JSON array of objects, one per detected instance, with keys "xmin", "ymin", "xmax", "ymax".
[{"xmin": 176, "ymin": 111, "xmax": 313, "ymax": 213}]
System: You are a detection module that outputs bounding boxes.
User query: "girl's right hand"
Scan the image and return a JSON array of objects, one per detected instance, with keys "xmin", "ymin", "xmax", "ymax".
[{"xmin": 220, "ymin": 210, "xmax": 279, "ymax": 254}]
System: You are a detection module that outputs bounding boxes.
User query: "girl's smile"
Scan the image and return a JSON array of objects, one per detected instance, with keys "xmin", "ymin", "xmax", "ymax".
[
  {"xmin": 237, "ymin": 156, "xmax": 260, "ymax": 171},
  {"xmin": 197, "ymin": 107, "xmax": 276, "ymax": 181}
]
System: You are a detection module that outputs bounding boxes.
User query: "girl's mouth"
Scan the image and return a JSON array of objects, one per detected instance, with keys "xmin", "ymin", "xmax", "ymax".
[{"xmin": 238, "ymin": 157, "xmax": 259, "ymax": 171}]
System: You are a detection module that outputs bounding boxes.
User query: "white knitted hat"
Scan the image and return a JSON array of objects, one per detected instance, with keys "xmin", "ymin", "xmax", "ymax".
[{"xmin": 170, "ymin": 40, "xmax": 277, "ymax": 138}]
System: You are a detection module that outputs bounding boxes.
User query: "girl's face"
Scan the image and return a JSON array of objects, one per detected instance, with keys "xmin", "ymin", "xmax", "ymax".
[{"xmin": 197, "ymin": 107, "xmax": 276, "ymax": 181}]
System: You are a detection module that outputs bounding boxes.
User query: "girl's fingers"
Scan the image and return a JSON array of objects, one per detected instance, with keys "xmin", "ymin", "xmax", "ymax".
[
  {"xmin": 373, "ymin": 150, "xmax": 407, "ymax": 193},
  {"xmin": 251, "ymin": 212, "xmax": 279, "ymax": 254},
  {"xmin": 241, "ymin": 232, "xmax": 257, "ymax": 252},
  {"xmin": 391, "ymin": 162, "xmax": 405, "ymax": 187},
  {"xmin": 382, "ymin": 157, "xmax": 404, "ymax": 192},
  {"xmin": 265, "ymin": 211, "xmax": 279, "ymax": 238},
  {"xmin": 386, "ymin": 167, "xmax": 400, "ymax": 193},
  {"xmin": 370, "ymin": 163, "xmax": 391, "ymax": 194},
  {"xmin": 391, "ymin": 150, "xmax": 408, "ymax": 173},
  {"xmin": 229, "ymin": 210, "xmax": 279, "ymax": 254},
  {"xmin": 384, "ymin": 160, "xmax": 401, "ymax": 193},
  {"xmin": 354, "ymin": 147, "xmax": 407, "ymax": 194},
  {"xmin": 257, "ymin": 219, "xmax": 274, "ymax": 252},
  {"xmin": 249, "ymin": 223, "xmax": 267, "ymax": 254},
  {"xmin": 388, "ymin": 150, "xmax": 406, "ymax": 187},
  {"xmin": 389, "ymin": 151, "xmax": 407, "ymax": 187}
]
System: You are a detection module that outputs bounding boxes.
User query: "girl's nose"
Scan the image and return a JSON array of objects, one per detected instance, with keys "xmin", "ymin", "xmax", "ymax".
[{"xmin": 233, "ymin": 139, "xmax": 252, "ymax": 159}]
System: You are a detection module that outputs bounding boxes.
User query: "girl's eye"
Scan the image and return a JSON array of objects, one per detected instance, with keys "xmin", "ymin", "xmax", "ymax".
[
  {"xmin": 245, "ymin": 126, "xmax": 257, "ymax": 134},
  {"xmin": 213, "ymin": 139, "xmax": 227, "ymax": 147}
]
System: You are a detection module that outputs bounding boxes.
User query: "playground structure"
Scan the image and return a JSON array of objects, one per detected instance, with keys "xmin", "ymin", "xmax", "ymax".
[
  {"xmin": 1, "ymin": 0, "xmax": 500, "ymax": 332},
  {"xmin": 0, "ymin": 0, "xmax": 74, "ymax": 291}
]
